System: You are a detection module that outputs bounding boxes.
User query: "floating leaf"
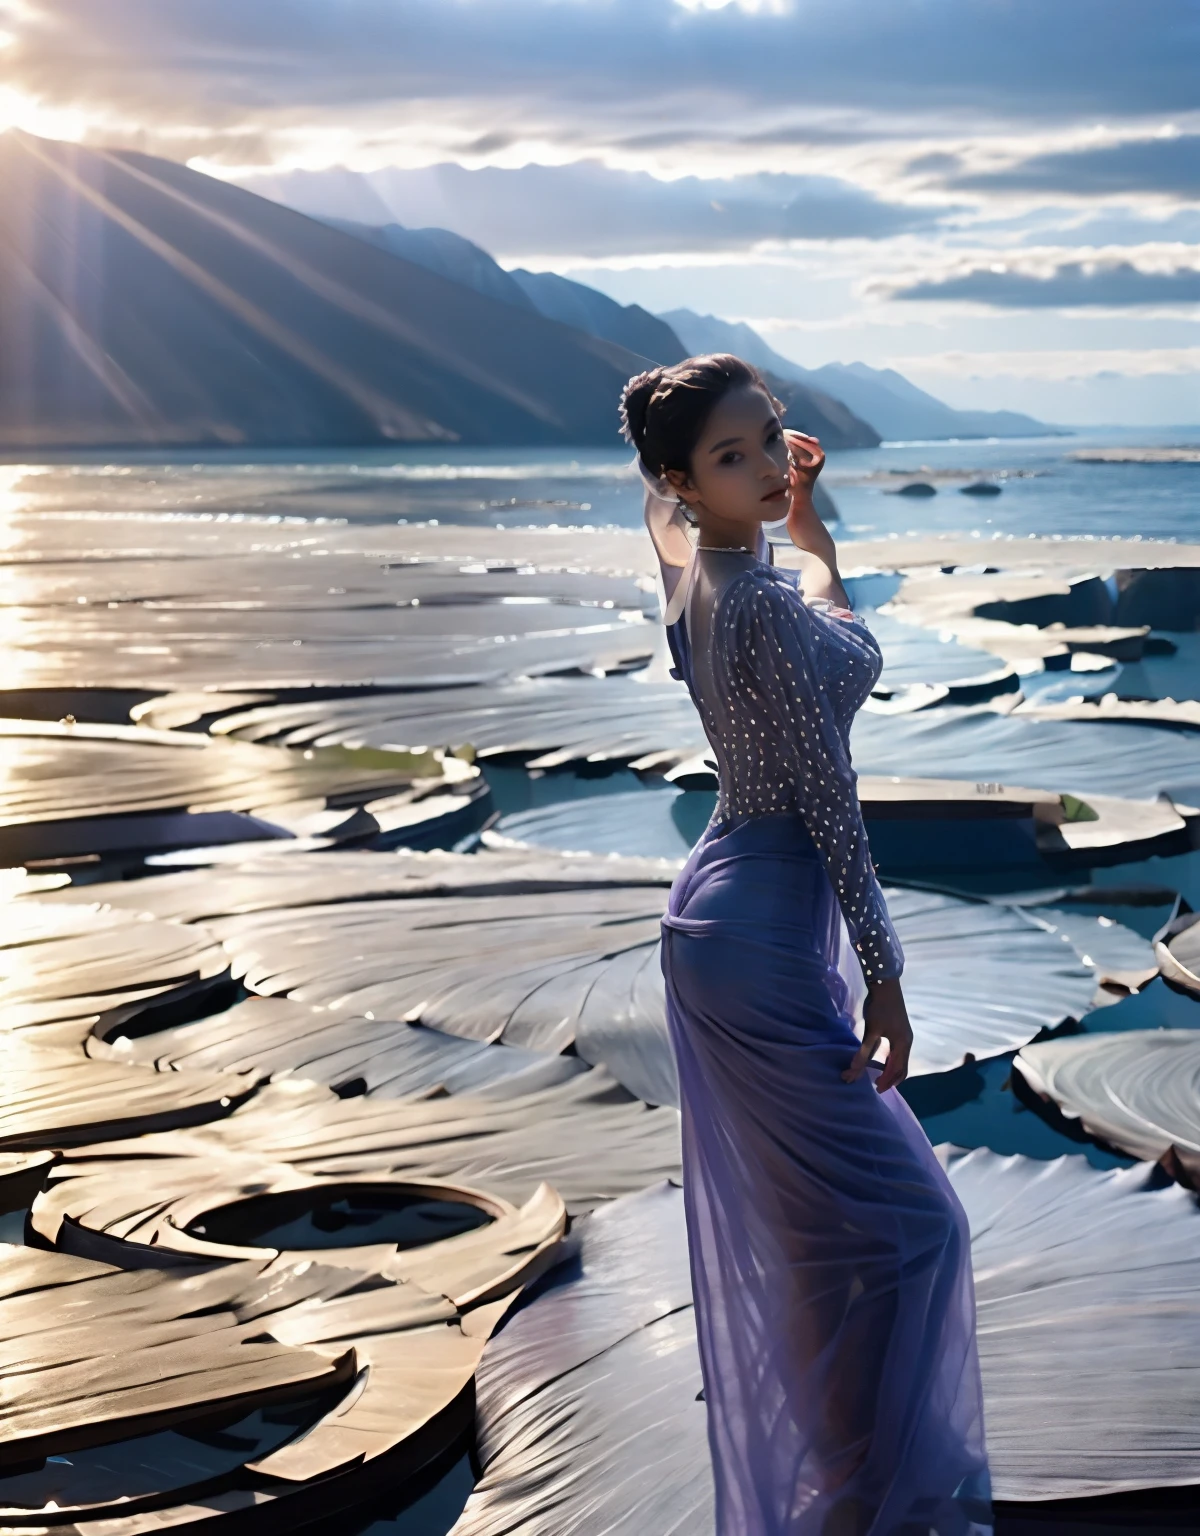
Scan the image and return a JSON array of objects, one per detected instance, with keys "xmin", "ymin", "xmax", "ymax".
[
  {"xmin": 0, "ymin": 720, "xmax": 485, "ymax": 864},
  {"xmin": 197, "ymin": 858, "xmax": 1099, "ymax": 1089},
  {"xmin": 850, "ymin": 707, "xmax": 1200, "ymax": 806},
  {"xmin": 454, "ymin": 1151, "xmax": 1200, "ymax": 1528},
  {"xmin": 1016, "ymin": 1029, "xmax": 1200, "ymax": 1162}
]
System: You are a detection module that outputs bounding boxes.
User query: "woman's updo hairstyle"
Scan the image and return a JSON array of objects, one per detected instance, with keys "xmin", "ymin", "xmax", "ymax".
[{"xmin": 619, "ymin": 353, "xmax": 781, "ymax": 479}]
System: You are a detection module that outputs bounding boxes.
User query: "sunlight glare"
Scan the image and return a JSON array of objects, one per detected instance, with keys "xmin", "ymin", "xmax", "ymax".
[
  {"xmin": 0, "ymin": 467, "xmax": 40, "ymax": 690},
  {"xmin": 0, "ymin": 867, "xmax": 69, "ymax": 901},
  {"xmin": 0, "ymin": 465, "xmax": 38, "ymax": 549},
  {"xmin": 0, "ymin": 85, "xmax": 93, "ymax": 141}
]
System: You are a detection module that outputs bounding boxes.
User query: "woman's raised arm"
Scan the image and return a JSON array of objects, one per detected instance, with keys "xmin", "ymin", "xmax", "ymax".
[{"xmin": 784, "ymin": 430, "xmax": 852, "ymax": 611}]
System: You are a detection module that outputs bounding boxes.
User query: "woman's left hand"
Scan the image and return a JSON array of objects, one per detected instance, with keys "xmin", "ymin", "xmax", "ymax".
[
  {"xmin": 785, "ymin": 431, "xmax": 830, "ymax": 559},
  {"xmin": 843, "ymin": 977, "xmax": 913, "ymax": 1094},
  {"xmin": 785, "ymin": 430, "xmax": 825, "ymax": 499},
  {"xmin": 782, "ymin": 429, "xmax": 847, "ymax": 607}
]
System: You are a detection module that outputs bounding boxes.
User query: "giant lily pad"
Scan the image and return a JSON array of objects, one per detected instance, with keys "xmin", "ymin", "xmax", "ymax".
[
  {"xmin": 453, "ymin": 1182, "xmax": 707, "ymax": 1536},
  {"xmin": 30, "ymin": 847, "xmax": 678, "ymax": 923},
  {"xmin": 215, "ymin": 889, "xmax": 665, "ymax": 1057},
  {"xmin": 194, "ymin": 675, "xmax": 703, "ymax": 771},
  {"xmin": 0, "ymin": 1038, "xmax": 253, "ymax": 1152},
  {"xmin": 19, "ymin": 845, "xmax": 1119, "ymax": 1095},
  {"xmin": 105, "ymin": 993, "xmax": 593, "ymax": 1102},
  {"xmin": 850, "ymin": 705, "xmax": 1200, "ymax": 806},
  {"xmin": 0, "ymin": 1163, "xmax": 560, "ymax": 1526},
  {"xmin": 0, "ymin": 899, "xmax": 229, "ymax": 1047},
  {"xmin": 0, "ymin": 1245, "xmax": 352, "ymax": 1476},
  {"xmin": 44, "ymin": 1070, "xmax": 680, "ymax": 1219},
  {"xmin": 143, "ymin": 611, "xmax": 1017, "ymax": 768},
  {"xmin": 493, "ymin": 775, "xmax": 1197, "ymax": 881},
  {"xmin": 452, "ymin": 1152, "xmax": 1200, "ymax": 1529},
  {"xmin": 863, "ymin": 607, "xmax": 1017, "ymax": 701},
  {"xmin": 0, "ymin": 719, "xmax": 487, "ymax": 864},
  {"xmin": 216, "ymin": 885, "xmax": 1085, "ymax": 1087},
  {"xmin": 0, "ymin": 541, "xmax": 656, "ymax": 696},
  {"xmin": 194, "ymin": 860, "xmax": 1098, "ymax": 1091},
  {"xmin": 1015, "ymin": 1030, "xmax": 1200, "ymax": 1163},
  {"xmin": 1159, "ymin": 909, "xmax": 1200, "ymax": 998}
]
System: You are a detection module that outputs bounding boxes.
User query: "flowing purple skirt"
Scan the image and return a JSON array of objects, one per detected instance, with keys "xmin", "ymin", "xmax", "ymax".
[{"xmin": 661, "ymin": 813, "xmax": 991, "ymax": 1536}]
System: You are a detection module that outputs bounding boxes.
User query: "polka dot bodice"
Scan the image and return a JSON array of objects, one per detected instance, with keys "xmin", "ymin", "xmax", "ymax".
[{"xmin": 668, "ymin": 551, "xmax": 904, "ymax": 986}]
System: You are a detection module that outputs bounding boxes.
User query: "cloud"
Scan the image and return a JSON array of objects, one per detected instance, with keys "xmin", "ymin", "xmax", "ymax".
[
  {"xmin": 949, "ymin": 134, "xmax": 1200, "ymax": 199},
  {"xmin": 892, "ymin": 253, "xmax": 1200, "ymax": 308},
  {"xmin": 892, "ymin": 347, "xmax": 1200, "ymax": 380},
  {"xmin": 242, "ymin": 160, "xmax": 946, "ymax": 259},
  {"xmin": 5, "ymin": 0, "xmax": 1200, "ymax": 168},
  {"xmin": 906, "ymin": 152, "xmax": 963, "ymax": 177},
  {"xmin": 673, "ymin": 0, "xmax": 792, "ymax": 11},
  {"xmin": 612, "ymin": 122, "xmax": 887, "ymax": 154},
  {"xmin": 983, "ymin": 205, "xmax": 1200, "ymax": 251}
]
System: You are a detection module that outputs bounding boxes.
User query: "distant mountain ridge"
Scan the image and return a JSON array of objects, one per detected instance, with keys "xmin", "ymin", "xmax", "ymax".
[
  {"xmin": 658, "ymin": 310, "xmax": 803, "ymax": 385},
  {"xmin": 661, "ymin": 309, "xmax": 1056, "ymax": 441},
  {"xmin": 322, "ymin": 217, "xmax": 689, "ymax": 365},
  {"xmin": 3, "ymin": 131, "xmax": 982, "ymax": 453},
  {"xmin": 0, "ymin": 132, "xmax": 656, "ymax": 450},
  {"xmin": 804, "ymin": 361, "xmax": 1060, "ymax": 442},
  {"xmin": 323, "ymin": 218, "xmax": 540, "ymax": 313},
  {"xmin": 321, "ymin": 215, "xmax": 879, "ymax": 448},
  {"xmin": 510, "ymin": 269, "xmax": 688, "ymax": 369}
]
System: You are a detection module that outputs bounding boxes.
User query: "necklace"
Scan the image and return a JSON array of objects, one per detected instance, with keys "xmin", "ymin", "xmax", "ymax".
[{"xmin": 696, "ymin": 544, "xmax": 753, "ymax": 553}]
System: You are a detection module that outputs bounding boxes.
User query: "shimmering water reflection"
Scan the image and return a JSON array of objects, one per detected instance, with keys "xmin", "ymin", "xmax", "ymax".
[{"xmin": 2, "ymin": 423, "xmax": 1197, "ymax": 541}]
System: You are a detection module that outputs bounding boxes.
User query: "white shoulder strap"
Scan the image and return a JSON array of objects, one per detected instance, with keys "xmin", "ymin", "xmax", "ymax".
[{"xmin": 637, "ymin": 455, "xmax": 696, "ymax": 627}]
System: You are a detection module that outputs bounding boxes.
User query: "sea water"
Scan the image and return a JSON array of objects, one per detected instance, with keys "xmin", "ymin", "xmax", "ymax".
[{"xmin": 4, "ymin": 423, "xmax": 1197, "ymax": 542}]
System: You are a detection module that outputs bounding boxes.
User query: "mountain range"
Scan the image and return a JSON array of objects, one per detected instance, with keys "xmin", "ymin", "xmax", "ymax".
[
  {"xmin": 308, "ymin": 216, "xmax": 877, "ymax": 447},
  {"xmin": 0, "ymin": 133, "xmax": 655, "ymax": 450},
  {"xmin": 660, "ymin": 311, "xmax": 1055, "ymax": 442},
  {"xmin": 319, "ymin": 217, "xmax": 1051, "ymax": 444},
  {"xmin": 322, "ymin": 218, "xmax": 691, "ymax": 367},
  {"xmin": 0, "ymin": 131, "xmax": 1048, "ymax": 452}
]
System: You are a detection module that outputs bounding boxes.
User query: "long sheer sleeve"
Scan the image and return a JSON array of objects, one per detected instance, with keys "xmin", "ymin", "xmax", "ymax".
[{"xmin": 712, "ymin": 570, "xmax": 904, "ymax": 985}]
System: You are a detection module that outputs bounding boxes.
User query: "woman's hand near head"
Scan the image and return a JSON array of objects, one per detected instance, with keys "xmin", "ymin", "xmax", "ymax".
[
  {"xmin": 842, "ymin": 976, "xmax": 913, "ymax": 1094},
  {"xmin": 784, "ymin": 431, "xmax": 828, "ymax": 552},
  {"xmin": 785, "ymin": 430, "xmax": 825, "ymax": 498},
  {"xmin": 783, "ymin": 430, "xmax": 849, "ymax": 609}
]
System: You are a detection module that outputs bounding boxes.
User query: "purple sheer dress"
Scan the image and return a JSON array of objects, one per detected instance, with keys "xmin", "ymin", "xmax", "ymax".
[{"xmin": 659, "ymin": 546, "xmax": 991, "ymax": 1536}]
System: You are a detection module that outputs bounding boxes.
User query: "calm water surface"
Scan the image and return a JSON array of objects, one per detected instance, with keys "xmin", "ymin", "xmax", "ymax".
[{"xmin": 3, "ymin": 424, "xmax": 1197, "ymax": 543}]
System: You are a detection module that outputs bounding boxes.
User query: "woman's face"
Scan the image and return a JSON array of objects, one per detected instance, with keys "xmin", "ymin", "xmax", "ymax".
[{"xmin": 665, "ymin": 384, "xmax": 790, "ymax": 535}]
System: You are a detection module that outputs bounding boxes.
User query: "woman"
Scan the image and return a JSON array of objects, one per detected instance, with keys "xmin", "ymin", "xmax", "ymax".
[{"xmin": 620, "ymin": 356, "xmax": 991, "ymax": 1536}]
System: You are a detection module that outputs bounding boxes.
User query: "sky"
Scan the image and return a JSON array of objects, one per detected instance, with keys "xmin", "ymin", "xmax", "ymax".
[{"xmin": 3, "ymin": 0, "xmax": 1200, "ymax": 424}]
